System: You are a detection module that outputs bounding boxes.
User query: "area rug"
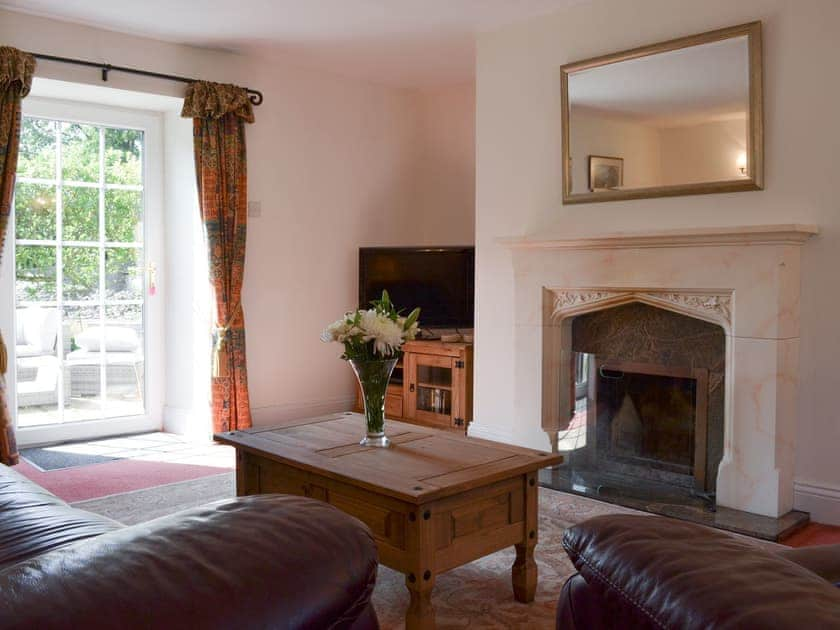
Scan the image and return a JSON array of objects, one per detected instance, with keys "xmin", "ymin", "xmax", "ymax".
[
  {"xmin": 72, "ymin": 473, "xmax": 236, "ymax": 524},
  {"xmin": 14, "ymin": 458, "xmax": 233, "ymax": 503},
  {"xmin": 22, "ymin": 446, "xmax": 122, "ymax": 471}
]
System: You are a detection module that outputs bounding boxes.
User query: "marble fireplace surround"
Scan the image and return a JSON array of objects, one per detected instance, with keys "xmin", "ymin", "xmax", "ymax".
[{"xmin": 503, "ymin": 224, "xmax": 818, "ymax": 518}]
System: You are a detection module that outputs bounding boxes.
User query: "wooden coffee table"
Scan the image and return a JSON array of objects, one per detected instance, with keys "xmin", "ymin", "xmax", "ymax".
[{"xmin": 216, "ymin": 412, "xmax": 562, "ymax": 629}]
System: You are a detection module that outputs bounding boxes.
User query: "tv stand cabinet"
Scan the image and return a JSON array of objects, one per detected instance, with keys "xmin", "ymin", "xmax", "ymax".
[{"xmin": 354, "ymin": 340, "xmax": 473, "ymax": 433}]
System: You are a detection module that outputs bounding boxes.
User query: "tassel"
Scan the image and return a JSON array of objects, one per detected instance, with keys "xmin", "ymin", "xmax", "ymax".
[
  {"xmin": 212, "ymin": 303, "xmax": 241, "ymax": 379},
  {"xmin": 0, "ymin": 330, "xmax": 7, "ymax": 375},
  {"xmin": 212, "ymin": 327, "xmax": 230, "ymax": 378}
]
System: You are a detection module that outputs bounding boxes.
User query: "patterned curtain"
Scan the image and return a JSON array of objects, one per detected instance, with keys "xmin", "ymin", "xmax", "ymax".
[
  {"xmin": 0, "ymin": 47, "xmax": 35, "ymax": 466},
  {"xmin": 182, "ymin": 82, "xmax": 254, "ymax": 433}
]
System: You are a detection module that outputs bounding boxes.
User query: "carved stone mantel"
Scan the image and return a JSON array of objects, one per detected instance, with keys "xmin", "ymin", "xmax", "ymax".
[
  {"xmin": 492, "ymin": 223, "xmax": 819, "ymax": 519},
  {"xmin": 500, "ymin": 223, "xmax": 819, "ymax": 250},
  {"xmin": 550, "ymin": 288, "xmax": 733, "ymax": 331}
]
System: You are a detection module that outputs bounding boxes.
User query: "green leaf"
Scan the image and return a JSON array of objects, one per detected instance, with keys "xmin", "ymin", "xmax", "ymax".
[{"xmin": 404, "ymin": 307, "xmax": 421, "ymax": 330}]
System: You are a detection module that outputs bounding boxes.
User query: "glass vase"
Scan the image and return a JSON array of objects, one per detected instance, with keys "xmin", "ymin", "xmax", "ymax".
[{"xmin": 348, "ymin": 357, "xmax": 398, "ymax": 447}]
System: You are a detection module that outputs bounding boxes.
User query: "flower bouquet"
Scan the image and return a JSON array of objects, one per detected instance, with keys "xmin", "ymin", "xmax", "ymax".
[{"xmin": 322, "ymin": 291, "xmax": 420, "ymax": 447}]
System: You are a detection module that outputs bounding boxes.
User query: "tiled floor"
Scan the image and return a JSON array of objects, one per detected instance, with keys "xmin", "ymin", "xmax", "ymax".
[{"xmin": 40, "ymin": 431, "xmax": 236, "ymax": 470}]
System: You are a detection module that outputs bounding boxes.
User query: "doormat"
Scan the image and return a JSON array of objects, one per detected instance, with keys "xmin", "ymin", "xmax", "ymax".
[{"xmin": 21, "ymin": 447, "xmax": 123, "ymax": 471}]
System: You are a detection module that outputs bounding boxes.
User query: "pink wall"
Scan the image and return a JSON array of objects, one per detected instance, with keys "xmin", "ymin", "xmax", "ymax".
[
  {"xmin": 0, "ymin": 10, "xmax": 476, "ymax": 431},
  {"xmin": 474, "ymin": 0, "xmax": 840, "ymax": 523}
]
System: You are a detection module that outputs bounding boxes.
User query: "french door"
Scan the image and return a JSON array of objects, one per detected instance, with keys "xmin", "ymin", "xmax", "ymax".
[{"xmin": 5, "ymin": 98, "xmax": 162, "ymax": 444}]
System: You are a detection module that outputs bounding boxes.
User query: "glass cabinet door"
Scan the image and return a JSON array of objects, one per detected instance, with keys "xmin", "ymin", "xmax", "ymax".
[{"xmin": 409, "ymin": 354, "xmax": 456, "ymax": 428}]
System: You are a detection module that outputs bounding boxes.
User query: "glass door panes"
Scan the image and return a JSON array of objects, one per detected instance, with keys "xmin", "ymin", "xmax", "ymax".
[
  {"xmin": 414, "ymin": 359, "xmax": 453, "ymax": 418},
  {"xmin": 14, "ymin": 116, "xmax": 146, "ymax": 427}
]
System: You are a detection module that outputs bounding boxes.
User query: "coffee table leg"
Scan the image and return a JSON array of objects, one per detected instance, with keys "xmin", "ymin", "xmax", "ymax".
[
  {"xmin": 512, "ymin": 542, "xmax": 537, "ymax": 601},
  {"xmin": 406, "ymin": 572, "xmax": 436, "ymax": 629},
  {"xmin": 512, "ymin": 472, "xmax": 538, "ymax": 602}
]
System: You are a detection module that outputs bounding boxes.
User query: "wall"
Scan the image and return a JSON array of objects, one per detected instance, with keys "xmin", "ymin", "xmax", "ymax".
[
  {"xmin": 474, "ymin": 0, "xmax": 840, "ymax": 522},
  {"xmin": 0, "ymin": 10, "xmax": 475, "ymax": 435},
  {"xmin": 660, "ymin": 117, "xmax": 748, "ymax": 185},
  {"xmin": 569, "ymin": 108, "xmax": 663, "ymax": 191},
  {"xmin": 412, "ymin": 84, "xmax": 476, "ymax": 244}
]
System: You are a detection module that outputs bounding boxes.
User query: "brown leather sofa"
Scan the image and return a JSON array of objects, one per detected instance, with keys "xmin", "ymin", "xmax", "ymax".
[
  {"xmin": 557, "ymin": 514, "xmax": 840, "ymax": 629},
  {"xmin": 0, "ymin": 464, "xmax": 379, "ymax": 629}
]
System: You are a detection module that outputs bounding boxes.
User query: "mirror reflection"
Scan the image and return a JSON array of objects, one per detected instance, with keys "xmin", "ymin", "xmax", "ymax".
[{"xmin": 565, "ymin": 31, "xmax": 757, "ymax": 199}]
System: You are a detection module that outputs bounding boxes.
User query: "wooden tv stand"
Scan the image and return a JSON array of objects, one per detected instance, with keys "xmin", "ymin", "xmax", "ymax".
[{"xmin": 354, "ymin": 340, "xmax": 473, "ymax": 433}]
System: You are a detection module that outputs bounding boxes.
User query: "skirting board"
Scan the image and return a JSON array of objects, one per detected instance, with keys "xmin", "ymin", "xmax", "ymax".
[
  {"xmin": 468, "ymin": 424, "xmax": 517, "ymax": 445},
  {"xmin": 250, "ymin": 396, "xmax": 356, "ymax": 427},
  {"xmin": 794, "ymin": 480, "xmax": 840, "ymax": 525}
]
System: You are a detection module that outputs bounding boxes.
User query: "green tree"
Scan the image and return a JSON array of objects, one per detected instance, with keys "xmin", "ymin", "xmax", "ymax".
[{"xmin": 15, "ymin": 117, "xmax": 144, "ymax": 305}]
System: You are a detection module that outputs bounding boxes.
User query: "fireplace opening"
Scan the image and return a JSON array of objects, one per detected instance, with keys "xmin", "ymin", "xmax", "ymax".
[
  {"xmin": 548, "ymin": 302, "xmax": 725, "ymax": 509},
  {"xmin": 593, "ymin": 360, "xmax": 708, "ymax": 490}
]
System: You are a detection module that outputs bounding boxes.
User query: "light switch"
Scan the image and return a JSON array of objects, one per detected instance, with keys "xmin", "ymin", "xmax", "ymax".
[{"xmin": 248, "ymin": 201, "xmax": 262, "ymax": 218}]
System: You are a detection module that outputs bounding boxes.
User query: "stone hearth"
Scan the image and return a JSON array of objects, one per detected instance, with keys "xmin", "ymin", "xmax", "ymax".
[{"xmin": 503, "ymin": 224, "xmax": 818, "ymax": 519}]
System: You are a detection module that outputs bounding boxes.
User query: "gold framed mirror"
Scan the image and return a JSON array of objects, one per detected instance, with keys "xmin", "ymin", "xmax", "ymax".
[{"xmin": 561, "ymin": 22, "xmax": 763, "ymax": 204}]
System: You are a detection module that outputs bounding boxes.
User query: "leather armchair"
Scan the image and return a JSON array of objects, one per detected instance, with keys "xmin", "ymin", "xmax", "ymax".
[
  {"xmin": 0, "ymin": 464, "xmax": 379, "ymax": 629},
  {"xmin": 557, "ymin": 514, "xmax": 840, "ymax": 629}
]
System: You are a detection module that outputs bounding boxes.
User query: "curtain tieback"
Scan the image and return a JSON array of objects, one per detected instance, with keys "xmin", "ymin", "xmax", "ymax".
[
  {"xmin": 212, "ymin": 302, "xmax": 242, "ymax": 378},
  {"xmin": 0, "ymin": 330, "xmax": 7, "ymax": 375}
]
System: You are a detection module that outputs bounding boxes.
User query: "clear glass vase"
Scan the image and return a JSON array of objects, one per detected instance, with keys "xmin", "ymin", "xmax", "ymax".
[{"xmin": 348, "ymin": 357, "xmax": 398, "ymax": 447}]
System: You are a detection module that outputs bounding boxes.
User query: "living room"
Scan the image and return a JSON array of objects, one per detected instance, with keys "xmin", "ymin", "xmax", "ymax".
[{"xmin": 1, "ymin": 0, "xmax": 839, "ymax": 628}]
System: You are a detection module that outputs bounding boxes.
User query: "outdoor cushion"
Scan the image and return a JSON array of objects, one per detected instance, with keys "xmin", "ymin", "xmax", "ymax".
[{"xmin": 75, "ymin": 327, "xmax": 139, "ymax": 353}]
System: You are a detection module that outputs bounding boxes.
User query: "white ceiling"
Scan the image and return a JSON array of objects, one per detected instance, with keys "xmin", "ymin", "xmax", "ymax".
[
  {"xmin": 569, "ymin": 36, "xmax": 750, "ymax": 127},
  {"xmin": 0, "ymin": 0, "xmax": 587, "ymax": 88}
]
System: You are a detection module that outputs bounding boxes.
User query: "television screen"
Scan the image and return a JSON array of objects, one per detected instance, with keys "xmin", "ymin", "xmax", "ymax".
[{"xmin": 359, "ymin": 247, "xmax": 474, "ymax": 329}]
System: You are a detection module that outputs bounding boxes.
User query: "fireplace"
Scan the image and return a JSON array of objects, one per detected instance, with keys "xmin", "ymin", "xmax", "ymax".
[
  {"xmin": 594, "ymin": 360, "xmax": 707, "ymax": 488},
  {"xmin": 555, "ymin": 302, "xmax": 724, "ymax": 503},
  {"xmin": 473, "ymin": 225, "xmax": 818, "ymax": 534}
]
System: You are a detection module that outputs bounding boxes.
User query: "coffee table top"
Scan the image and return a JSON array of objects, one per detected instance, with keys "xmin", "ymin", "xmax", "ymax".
[{"xmin": 216, "ymin": 412, "xmax": 562, "ymax": 504}]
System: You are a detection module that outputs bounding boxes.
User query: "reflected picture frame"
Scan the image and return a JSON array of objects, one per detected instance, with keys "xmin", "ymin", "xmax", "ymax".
[
  {"xmin": 560, "ymin": 21, "xmax": 764, "ymax": 204},
  {"xmin": 588, "ymin": 155, "xmax": 624, "ymax": 192}
]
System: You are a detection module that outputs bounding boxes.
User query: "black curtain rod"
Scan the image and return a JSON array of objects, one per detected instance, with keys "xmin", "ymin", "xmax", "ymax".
[{"xmin": 30, "ymin": 52, "xmax": 264, "ymax": 105}]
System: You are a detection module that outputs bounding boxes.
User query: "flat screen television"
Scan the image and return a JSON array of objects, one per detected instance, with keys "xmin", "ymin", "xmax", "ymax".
[{"xmin": 359, "ymin": 247, "xmax": 475, "ymax": 329}]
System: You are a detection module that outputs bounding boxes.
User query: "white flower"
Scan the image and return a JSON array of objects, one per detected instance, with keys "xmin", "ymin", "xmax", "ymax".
[
  {"xmin": 359, "ymin": 310, "xmax": 404, "ymax": 357},
  {"xmin": 320, "ymin": 317, "xmax": 355, "ymax": 343}
]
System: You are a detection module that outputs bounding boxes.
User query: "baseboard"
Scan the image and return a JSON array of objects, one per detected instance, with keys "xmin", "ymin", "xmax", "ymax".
[
  {"xmin": 794, "ymin": 479, "xmax": 840, "ymax": 525},
  {"xmin": 467, "ymin": 423, "xmax": 516, "ymax": 445},
  {"xmin": 250, "ymin": 396, "xmax": 356, "ymax": 427}
]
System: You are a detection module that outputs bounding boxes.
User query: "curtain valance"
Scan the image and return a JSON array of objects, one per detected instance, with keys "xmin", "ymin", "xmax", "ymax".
[{"xmin": 181, "ymin": 81, "xmax": 254, "ymax": 122}]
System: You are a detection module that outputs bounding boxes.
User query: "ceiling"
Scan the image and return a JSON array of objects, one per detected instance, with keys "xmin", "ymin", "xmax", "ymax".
[
  {"xmin": 1, "ymin": 0, "xmax": 586, "ymax": 88},
  {"xmin": 569, "ymin": 36, "xmax": 750, "ymax": 127}
]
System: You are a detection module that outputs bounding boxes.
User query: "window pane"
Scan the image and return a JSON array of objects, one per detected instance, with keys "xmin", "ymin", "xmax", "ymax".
[
  {"xmin": 15, "ymin": 245, "xmax": 56, "ymax": 303},
  {"xmin": 104, "ymin": 303, "xmax": 144, "ymax": 418},
  {"xmin": 105, "ymin": 128, "xmax": 143, "ymax": 185},
  {"xmin": 65, "ymin": 305, "xmax": 103, "ymax": 416},
  {"xmin": 105, "ymin": 190, "xmax": 143, "ymax": 243},
  {"xmin": 15, "ymin": 183, "xmax": 56, "ymax": 240},
  {"xmin": 63, "ymin": 246, "xmax": 100, "ymax": 301},
  {"xmin": 63, "ymin": 186, "xmax": 99, "ymax": 242},
  {"xmin": 61, "ymin": 123, "xmax": 99, "ymax": 183},
  {"xmin": 105, "ymin": 248, "xmax": 143, "ymax": 300},
  {"xmin": 18, "ymin": 118, "xmax": 56, "ymax": 179}
]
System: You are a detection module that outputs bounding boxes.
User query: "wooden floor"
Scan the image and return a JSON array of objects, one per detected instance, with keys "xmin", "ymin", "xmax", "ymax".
[{"xmin": 782, "ymin": 522, "xmax": 840, "ymax": 547}]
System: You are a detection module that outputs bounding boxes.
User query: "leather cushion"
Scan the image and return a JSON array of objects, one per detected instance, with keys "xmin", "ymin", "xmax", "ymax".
[
  {"xmin": 0, "ymin": 465, "xmax": 120, "ymax": 570},
  {"xmin": 777, "ymin": 543, "xmax": 840, "ymax": 585},
  {"xmin": 0, "ymin": 495, "xmax": 379, "ymax": 629},
  {"xmin": 563, "ymin": 514, "xmax": 840, "ymax": 630}
]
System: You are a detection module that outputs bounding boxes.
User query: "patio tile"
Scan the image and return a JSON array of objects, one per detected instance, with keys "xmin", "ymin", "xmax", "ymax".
[{"xmin": 93, "ymin": 437, "xmax": 167, "ymax": 449}]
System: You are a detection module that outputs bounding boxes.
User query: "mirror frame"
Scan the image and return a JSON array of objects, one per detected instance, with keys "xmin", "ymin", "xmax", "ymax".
[{"xmin": 561, "ymin": 21, "xmax": 763, "ymax": 204}]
